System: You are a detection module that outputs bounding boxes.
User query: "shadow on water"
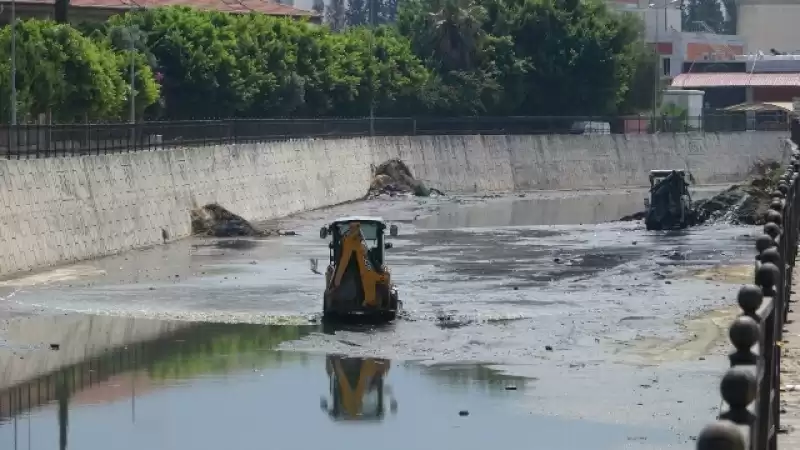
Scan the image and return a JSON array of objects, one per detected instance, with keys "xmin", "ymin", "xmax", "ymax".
[{"xmin": 0, "ymin": 316, "xmax": 688, "ymax": 450}]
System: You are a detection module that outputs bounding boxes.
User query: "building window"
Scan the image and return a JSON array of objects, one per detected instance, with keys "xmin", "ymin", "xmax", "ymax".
[{"xmin": 662, "ymin": 57, "xmax": 671, "ymax": 76}]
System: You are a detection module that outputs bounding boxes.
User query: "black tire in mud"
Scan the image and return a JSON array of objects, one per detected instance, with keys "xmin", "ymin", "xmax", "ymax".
[
  {"xmin": 645, "ymin": 217, "xmax": 662, "ymax": 231},
  {"xmin": 379, "ymin": 311, "xmax": 397, "ymax": 322}
]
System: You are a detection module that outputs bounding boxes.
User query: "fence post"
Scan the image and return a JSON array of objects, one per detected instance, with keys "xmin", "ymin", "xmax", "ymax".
[{"xmin": 697, "ymin": 147, "xmax": 800, "ymax": 450}]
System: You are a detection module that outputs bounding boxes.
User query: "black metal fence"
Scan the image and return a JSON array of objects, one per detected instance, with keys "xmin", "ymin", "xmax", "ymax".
[
  {"xmin": 0, "ymin": 112, "xmax": 789, "ymax": 159},
  {"xmin": 695, "ymin": 133, "xmax": 799, "ymax": 449}
]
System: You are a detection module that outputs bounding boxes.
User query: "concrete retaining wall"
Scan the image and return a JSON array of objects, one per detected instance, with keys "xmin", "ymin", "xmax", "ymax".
[{"xmin": 0, "ymin": 132, "xmax": 789, "ymax": 277}]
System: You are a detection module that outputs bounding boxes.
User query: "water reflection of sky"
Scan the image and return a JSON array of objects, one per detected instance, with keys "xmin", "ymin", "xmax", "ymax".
[{"xmin": 0, "ymin": 349, "xmax": 682, "ymax": 450}]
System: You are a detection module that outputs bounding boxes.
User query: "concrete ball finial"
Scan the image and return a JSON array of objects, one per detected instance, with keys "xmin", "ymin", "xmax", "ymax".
[
  {"xmin": 720, "ymin": 367, "xmax": 757, "ymax": 409},
  {"xmin": 763, "ymin": 222, "xmax": 781, "ymax": 239},
  {"xmin": 755, "ymin": 234, "xmax": 776, "ymax": 253},
  {"xmin": 756, "ymin": 262, "xmax": 779, "ymax": 293},
  {"xmin": 736, "ymin": 285, "xmax": 764, "ymax": 315},
  {"xmin": 759, "ymin": 247, "xmax": 780, "ymax": 265},
  {"xmin": 764, "ymin": 209, "xmax": 782, "ymax": 225},
  {"xmin": 696, "ymin": 420, "xmax": 746, "ymax": 450},
  {"xmin": 729, "ymin": 315, "xmax": 759, "ymax": 351}
]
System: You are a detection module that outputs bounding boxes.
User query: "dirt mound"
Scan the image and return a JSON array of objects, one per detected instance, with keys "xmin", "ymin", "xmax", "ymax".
[
  {"xmin": 368, "ymin": 159, "xmax": 444, "ymax": 198},
  {"xmin": 190, "ymin": 204, "xmax": 295, "ymax": 237},
  {"xmin": 692, "ymin": 160, "xmax": 781, "ymax": 225}
]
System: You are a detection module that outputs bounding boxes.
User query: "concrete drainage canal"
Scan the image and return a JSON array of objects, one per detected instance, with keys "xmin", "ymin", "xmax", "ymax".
[{"xmin": 0, "ymin": 179, "xmax": 768, "ymax": 450}]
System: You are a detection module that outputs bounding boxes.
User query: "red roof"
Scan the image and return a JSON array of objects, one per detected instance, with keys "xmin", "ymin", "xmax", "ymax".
[
  {"xmin": 5, "ymin": 0, "xmax": 318, "ymax": 17},
  {"xmin": 671, "ymin": 72, "xmax": 800, "ymax": 88}
]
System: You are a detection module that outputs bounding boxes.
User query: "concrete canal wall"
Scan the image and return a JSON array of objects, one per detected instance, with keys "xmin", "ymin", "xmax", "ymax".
[{"xmin": 0, "ymin": 131, "xmax": 788, "ymax": 277}]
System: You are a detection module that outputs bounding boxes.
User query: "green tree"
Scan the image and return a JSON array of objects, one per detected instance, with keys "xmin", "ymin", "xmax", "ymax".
[
  {"xmin": 346, "ymin": 0, "xmax": 398, "ymax": 27},
  {"xmin": 721, "ymin": 0, "xmax": 736, "ymax": 34},
  {"xmin": 398, "ymin": 0, "xmax": 648, "ymax": 116},
  {"xmin": 399, "ymin": 0, "xmax": 488, "ymax": 72},
  {"xmin": 682, "ymin": 0, "xmax": 725, "ymax": 33},
  {"xmin": 0, "ymin": 19, "xmax": 157, "ymax": 122},
  {"xmin": 617, "ymin": 44, "xmax": 660, "ymax": 114},
  {"xmin": 107, "ymin": 7, "xmax": 429, "ymax": 118},
  {"xmin": 326, "ymin": 0, "xmax": 347, "ymax": 31}
]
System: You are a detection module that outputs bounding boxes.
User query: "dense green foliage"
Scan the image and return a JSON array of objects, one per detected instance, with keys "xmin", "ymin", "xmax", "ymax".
[
  {"xmin": 105, "ymin": 7, "xmax": 429, "ymax": 119},
  {"xmin": 0, "ymin": 19, "xmax": 159, "ymax": 122},
  {"xmin": 398, "ymin": 0, "xmax": 657, "ymax": 115},
  {"xmin": 0, "ymin": 0, "xmax": 659, "ymax": 122}
]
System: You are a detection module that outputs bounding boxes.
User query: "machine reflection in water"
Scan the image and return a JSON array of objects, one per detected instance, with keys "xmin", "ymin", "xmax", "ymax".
[{"xmin": 320, "ymin": 354, "xmax": 398, "ymax": 421}]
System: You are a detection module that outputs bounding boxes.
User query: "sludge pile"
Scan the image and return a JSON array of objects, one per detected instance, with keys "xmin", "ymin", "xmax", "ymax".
[
  {"xmin": 190, "ymin": 204, "xmax": 295, "ymax": 237},
  {"xmin": 692, "ymin": 160, "xmax": 782, "ymax": 225},
  {"xmin": 368, "ymin": 159, "xmax": 444, "ymax": 198}
]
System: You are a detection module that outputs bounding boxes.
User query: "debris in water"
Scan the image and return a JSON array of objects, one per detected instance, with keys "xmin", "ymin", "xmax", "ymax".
[
  {"xmin": 190, "ymin": 204, "xmax": 295, "ymax": 237},
  {"xmin": 368, "ymin": 159, "xmax": 445, "ymax": 198}
]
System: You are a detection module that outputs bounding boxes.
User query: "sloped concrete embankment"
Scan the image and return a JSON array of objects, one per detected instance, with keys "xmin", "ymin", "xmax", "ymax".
[{"xmin": 0, "ymin": 132, "xmax": 788, "ymax": 279}]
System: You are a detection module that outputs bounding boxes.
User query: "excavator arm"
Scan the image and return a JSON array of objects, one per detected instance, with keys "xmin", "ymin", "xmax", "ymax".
[{"xmin": 330, "ymin": 223, "xmax": 390, "ymax": 308}]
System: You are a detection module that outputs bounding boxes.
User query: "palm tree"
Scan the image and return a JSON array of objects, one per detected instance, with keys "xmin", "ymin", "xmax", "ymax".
[{"xmin": 425, "ymin": 0, "xmax": 487, "ymax": 71}]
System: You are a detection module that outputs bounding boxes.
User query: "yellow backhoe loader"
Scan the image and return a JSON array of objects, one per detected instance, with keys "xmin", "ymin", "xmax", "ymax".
[
  {"xmin": 320, "ymin": 355, "xmax": 397, "ymax": 421},
  {"xmin": 319, "ymin": 216, "xmax": 400, "ymax": 322}
]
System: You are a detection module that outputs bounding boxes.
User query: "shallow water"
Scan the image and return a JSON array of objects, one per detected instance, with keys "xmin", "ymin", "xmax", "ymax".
[{"xmin": 0, "ymin": 321, "xmax": 684, "ymax": 450}]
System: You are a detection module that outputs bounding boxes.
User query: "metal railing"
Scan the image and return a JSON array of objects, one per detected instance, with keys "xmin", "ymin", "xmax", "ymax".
[
  {"xmin": 0, "ymin": 113, "xmax": 789, "ymax": 160},
  {"xmin": 696, "ymin": 135, "xmax": 800, "ymax": 450}
]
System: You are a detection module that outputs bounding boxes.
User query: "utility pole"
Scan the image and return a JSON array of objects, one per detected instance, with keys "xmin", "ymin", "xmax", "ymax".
[
  {"xmin": 129, "ymin": 29, "xmax": 136, "ymax": 124},
  {"xmin": 368, "ymin": 0, "xmax": 376, "ymax": 137},
  {"xmin": 10, "ymin": 0, "xmax": 17, "ymax": 125}
]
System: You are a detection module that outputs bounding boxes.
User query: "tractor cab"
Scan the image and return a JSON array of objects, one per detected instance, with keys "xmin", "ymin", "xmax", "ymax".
[
  {"xmin": 644, "ymin": 169, "xmax": 695, "ymax": 230},
  {"xmin": 649, "ymin": 170, "xmax": 689, "ymax": 192},
  {"xmin": 320, "ymin": 355, "xmax": 398, "ymax": 421},
  {"xmin": 320, "ymin": 217, "xmax": 398, "ymax": 271}
]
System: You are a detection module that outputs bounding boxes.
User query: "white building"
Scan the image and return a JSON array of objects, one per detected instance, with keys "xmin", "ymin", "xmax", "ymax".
[
  {"xmin": 607, "ymin": 0, "xmax": 746, "ymax": 80},
  {"xmin": 738, "ymin": 0, "xmax": 800, "ymax": 54}
]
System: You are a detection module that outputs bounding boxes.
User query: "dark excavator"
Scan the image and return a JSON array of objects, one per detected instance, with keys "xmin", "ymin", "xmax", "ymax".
[
  {"xmin": 320, "ymin": 355, "xmax": 398, "ymax": 421},
  {"xmin": 644, "ymin": 169, "xmax": 697, "ymax": 230},
  {"xmin": 319, "ymin": 217, "xmax": 401, "ymax": 322}
]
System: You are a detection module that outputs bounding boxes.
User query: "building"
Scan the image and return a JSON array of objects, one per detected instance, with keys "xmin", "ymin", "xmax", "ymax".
[
  {"xmin": 0, "ymin": 0, "xmax": 320, "ymax": 24},
  {"xmin": 738, "ymin": 0, "xmax": 800, "ymax": 54},
  {"xmin": 672, "ymin": 55, "xmax": 800, "ymax": 108},
  {"xmin": 670, "ymin": 54, "xmax": 800, "ymax": 130},
  {"xmin": 607, "ymin": 0, "xmax": 745, "ymax": 82}
]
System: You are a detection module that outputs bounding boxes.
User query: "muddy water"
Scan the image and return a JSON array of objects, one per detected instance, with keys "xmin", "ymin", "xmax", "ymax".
[
  {"xmin": 416, "ymin": 187, "xmax": 722, "ymax": 228},
  {"xmin": 0, "ymin": 319, "xmax": 681, "ymax": 450},
  {"xmin": 0, "ymin": 187, "xmax": 756, "ymax": 449}
]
